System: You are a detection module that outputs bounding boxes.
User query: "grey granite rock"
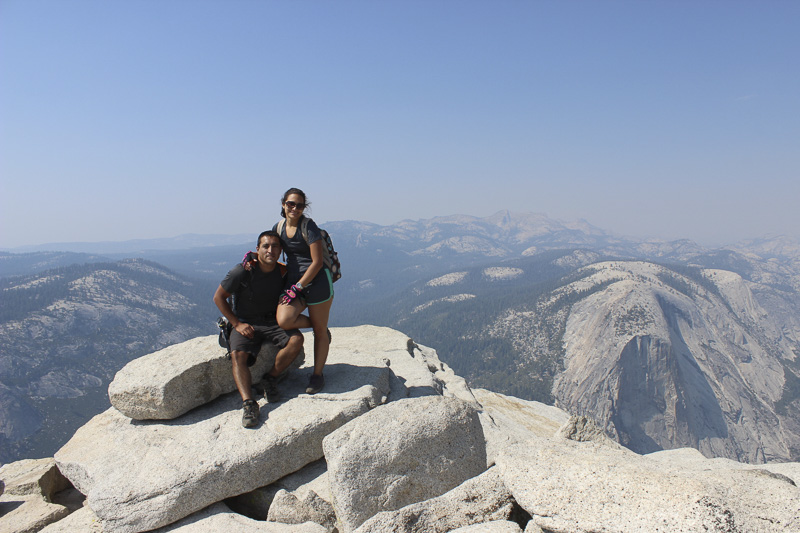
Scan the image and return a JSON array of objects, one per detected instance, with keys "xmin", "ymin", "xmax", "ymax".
[
  {"xmin": 327, "ymin": 326, "xmax": 478, "ymax": 405},
  {"xmin": 647, "ymin": 447, "xmax": 800, "ymax": 490},
  {"xmin": 107, "ymin": 325, "xmax": 469, "ymax": 422},
  {"xmin": 17, "ymin": 326, "xmax": 800, "ymax": 533},
  {"xmin": 556, "ymin": 414, "xmax": 622, "ymax": 448},
  {"xmin": 225, "ymin": 458, "xmax": 330, "ymax": 520},
  {"xmin": 56, "ymin": 363, "xmax": 391, "ymax": 533},
  {"xmin": 0, "ymin": 458, "xmax": 77, "ymax": 533},
  {"xmin": 39, "ymin": 506, "xmax": 103, "ymax": 533},
  {"xmin": 155, "ymin": 502, "xmax": 328, "ymax": 532},
  {"xmin": 449, "ymin": 521, "xmax": 522, "ymax": 533},
  {"xmin": 471, "ymin": 388, "xmax": 570, "ymax": 463},
  {"xmin": 0, "ymin": 458, "xmax": 70, "ymax": 498},
  {"xmin": 37, "ymin": 502, "xmax": 329, "ymax": 533},
  {"xmin": 108, "ymin": 334, "xmax": 304, "ymax": 420},
  {"xmin": 354, "ymin": 467, "xmax": 514, "ymax": 533},
  {"xmin": 497, "ymin": 436, "xmax": 800, "ymax": 532},
  {"xmin": 522, "ymin": 522, "xmax": 544, "ymax": 533},
  {"xmin": 324, "ymin": 396, "xmax": 487, "ymax": 532},
  {"xmin": 0, "ymin": 494, "xmax": 70, "ymax": 533},
  {"xmin": 267, "ymin": 488, "xmax": 336, "ymax": 531}
]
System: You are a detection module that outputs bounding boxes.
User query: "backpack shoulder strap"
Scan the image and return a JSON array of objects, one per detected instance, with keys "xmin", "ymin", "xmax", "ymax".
[
  {"xmin": 277, "ymin": 217, "xmax": 309, "ymax": 243},
  {"xmin": 300, "ymin": 217, "xmax": 310, "ymax": 244}
]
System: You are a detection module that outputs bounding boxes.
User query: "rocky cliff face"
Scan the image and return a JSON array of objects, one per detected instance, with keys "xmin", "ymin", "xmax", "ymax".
[
  {"xmin": 1, "ymin": 326, "xmax": 798, "ymax": 533},
  {"xmin": 552, "ymin": 261, "xmax": 800, "ymax": 463},
  {"xmin": 384, "ymin": 246, "xmax": 800, "ymax": 464}
]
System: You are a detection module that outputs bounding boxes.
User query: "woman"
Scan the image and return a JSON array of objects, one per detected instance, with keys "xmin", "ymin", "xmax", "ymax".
[{"xmin": 273, "ymin": 187, "xmax": 333, "ymax": 394}]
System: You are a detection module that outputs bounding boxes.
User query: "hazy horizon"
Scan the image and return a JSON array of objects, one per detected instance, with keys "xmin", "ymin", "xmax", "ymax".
[
  {"xmin": 2, "ymin": 209, "xmax": 796, "ymax": 254},
  {"xmin": 2, "ymin": 1, "xmax": 798, "ymax": 249}
]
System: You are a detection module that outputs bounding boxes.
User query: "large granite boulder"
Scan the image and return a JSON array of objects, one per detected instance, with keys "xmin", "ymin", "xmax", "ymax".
[
  {"xmin": 39, "ymin": 506, "xmax": 103, "ymax": 532},
  {"xmin": 353, "ymin": 467, "xmax": 515, "ymax": 533},
  {"xmin": 38, "ymin": 326, "xmax": 800, "ymax": 533},
  {"xmin": 108, "ymin": 334, "xmax": 304, "ymax": 420},
  {"xmin": 107, "ymin": 326, "xmax": 470, "ymax": 421},
  {"xmin": 329, "ymin": 327, "xmax": 480, "ymax": 405},
  {"xmin": 450, "ymin": 522, "xmax": 523, "ymax": 533},
  {"xmin": 56, "ymin": 363, "xmax": 391, "ymax": 533},
  {"xmin": 226, "ymin": 458, "xmax": 330, "ymax": 520},
  {"xmin": 470, "ymin": 388, "xmax": 570, "ymax": 462},
  {"xmin": 496, "ymin": 436, "xmax": 800, "ymax": 532},
  {"xmin": 0, "ymin": 493, "xmax": 70, "ymax": 533},
  {"xmin": 56, "ymin": 326, "xmax": 472, "ymax": 533},
  {"xmin": 227, "ymin": 457, "xmax": 336, "ymax": 530},
  {"xmin": 0, "ymin": 458, "xmax": 80, "ymax": 533},
  {"xmin": 39, "ymin": 503, "xmax": 328, "ymax": 533},
  {"xmin": 647, "ymin": 446, "xmax": 800, "ymax": 485},
  {"xmin": 0, "ymin": 458, "xmax": 71, "ymax": 498},
  {"xmin": 156, "ymin": 502, "xmax": 328, "ymax": 532},
  {"xmin": 323, "ymin": 396, "xmax": 487, "ymax": 532},
  {"xmin": 267, "ymin": 488, "xmax": 336, "ymax": 531}
]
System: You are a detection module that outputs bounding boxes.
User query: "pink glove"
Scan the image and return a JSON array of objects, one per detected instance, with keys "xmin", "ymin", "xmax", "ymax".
[
  {"xmin": 242, "ymin": 251, "xmax": 257, "ymax": 271},
  {"xmin": 280, "ymin": 284, "xmax": 304, "ymax": 305}
]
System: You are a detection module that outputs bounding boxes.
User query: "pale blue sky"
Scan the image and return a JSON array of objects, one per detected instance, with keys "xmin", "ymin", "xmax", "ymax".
[{"xmin": 1, "ymin": 1, "xmax": 798, "ymax": 249}]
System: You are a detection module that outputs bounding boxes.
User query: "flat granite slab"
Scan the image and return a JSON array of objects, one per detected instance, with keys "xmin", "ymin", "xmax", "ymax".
[
  {"xmin": 108, "ymin": 334, "xmax": 304, "ymax": 420},
  {"xmin": 56, "ymin": 362, "xmax": 391, "ymax": 533}
]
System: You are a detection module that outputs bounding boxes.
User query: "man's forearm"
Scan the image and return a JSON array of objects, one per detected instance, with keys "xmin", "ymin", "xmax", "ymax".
[
  {"xmin": 213, "ymin": 286, "xmax": 239, "ymax": 327},
  {"xmin": 214, "ymin": 285, "xmax": 256, "ymax": 338}
]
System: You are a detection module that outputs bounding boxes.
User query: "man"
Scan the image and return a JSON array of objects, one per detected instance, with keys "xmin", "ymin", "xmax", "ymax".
[{"xmin": 214, "ymin": 230, "xmax": 304, "ymax": 428}]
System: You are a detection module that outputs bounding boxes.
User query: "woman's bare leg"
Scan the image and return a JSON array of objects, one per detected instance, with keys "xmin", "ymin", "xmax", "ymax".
[
  {"xmin": 308, "ymin": 298, "xmax": 333, "ymax": 376},
  {"xmin": 276, "ymin": 299, "xmax": 311, "ymax": 330}
]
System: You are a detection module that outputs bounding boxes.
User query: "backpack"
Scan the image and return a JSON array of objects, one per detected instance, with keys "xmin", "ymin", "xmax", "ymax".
[
  {"xmin": 217, "ymin": 316, "xmax": 232, "ymax": 354},
  {"xmin": 277, "ymin": 218, "xmax": 341, "ymax": 282}
]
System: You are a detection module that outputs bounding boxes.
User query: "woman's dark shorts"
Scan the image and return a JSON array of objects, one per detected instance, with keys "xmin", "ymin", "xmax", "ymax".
[
  {"xmin": 229, "ymin": 322, "xmax": 301, "ymax": 367},
  {"xmin": 301, "ymin": 267, "xmax": 334, "ymax": 306}
]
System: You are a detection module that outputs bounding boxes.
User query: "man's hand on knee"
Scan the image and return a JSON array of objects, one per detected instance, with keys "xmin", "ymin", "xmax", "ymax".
[{"xmin": 235, "ymin": 322, "xmax": 254, "ymax": 339}]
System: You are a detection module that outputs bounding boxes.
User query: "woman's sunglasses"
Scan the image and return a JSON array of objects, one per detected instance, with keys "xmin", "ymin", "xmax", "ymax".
[{"xmin": 284, "ymin": 201, "xmax": 306, "ymax": 210}]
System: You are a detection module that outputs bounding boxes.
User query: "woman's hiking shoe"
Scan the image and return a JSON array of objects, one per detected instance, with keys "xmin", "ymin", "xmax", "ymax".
[
  {"xmin": 306, "ymin": 374, "xmax": 325, "ymax": 394},
  {"xmin": 242, "ymin": 399, "xmax": 259, "ymax": 428},
  {"xmin": 263, "ymin": 374, "xmax": 280, "ymax": 403}
]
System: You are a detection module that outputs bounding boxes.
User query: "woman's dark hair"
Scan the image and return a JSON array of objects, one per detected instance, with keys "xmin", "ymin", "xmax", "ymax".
[{"xmin": 279, "ymin": 187, "xmax": 310, "ymax": 218}]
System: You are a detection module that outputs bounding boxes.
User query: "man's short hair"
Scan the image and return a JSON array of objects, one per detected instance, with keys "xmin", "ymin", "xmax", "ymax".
[{"xmin": 257, "ymin": 230, "xmax": 282, "ymax": 249}]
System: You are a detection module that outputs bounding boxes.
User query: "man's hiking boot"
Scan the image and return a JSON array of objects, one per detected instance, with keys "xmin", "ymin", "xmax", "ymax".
[
  {"xmin": 263, "ymin": 374, "xmax": 280, "ymax": 403},
  {"xmin": 242, "ymin": 399, "xmax": 259, "ymax": 428},
  {"xmin": 306, "ymin": 373, "xmax": 325, "ymax": 394}
]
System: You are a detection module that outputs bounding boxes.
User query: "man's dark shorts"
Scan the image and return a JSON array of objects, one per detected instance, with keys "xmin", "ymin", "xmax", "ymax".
[{"xmin": 229, "ymin": 323, "xmax": 301, "ymax": 367}]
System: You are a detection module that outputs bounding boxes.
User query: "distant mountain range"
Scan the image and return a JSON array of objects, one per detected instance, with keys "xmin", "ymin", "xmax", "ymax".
[
  {"xmin": 2, "ymin": 211, "xmax": 799, "ymax": 463},
  {"xmin": 2, "ymin": 233, "xmax": 255, "ymax": 255}
]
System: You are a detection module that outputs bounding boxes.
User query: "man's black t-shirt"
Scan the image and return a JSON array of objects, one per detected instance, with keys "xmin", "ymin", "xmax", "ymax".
[{"xmin": 220, "ymin": 264, "xmax": 284, "ymax": 325}]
